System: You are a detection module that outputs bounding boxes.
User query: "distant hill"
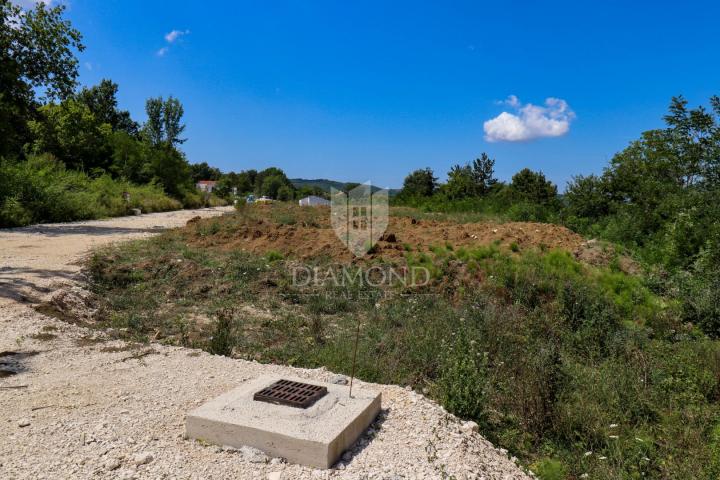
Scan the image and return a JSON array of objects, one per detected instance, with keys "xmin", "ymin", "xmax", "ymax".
[
  {"xmin": 290, "ymin": 178, "xmax": 400, "ymax": 196},
  {"xmin": 290, "ymin": 178, "xmax": 347, "ymax": 192}
]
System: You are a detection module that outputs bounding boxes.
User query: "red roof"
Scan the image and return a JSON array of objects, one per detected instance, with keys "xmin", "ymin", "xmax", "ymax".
[{"xmin": 196, "ymin": 180, "xmax": 217, "ymax": 185}]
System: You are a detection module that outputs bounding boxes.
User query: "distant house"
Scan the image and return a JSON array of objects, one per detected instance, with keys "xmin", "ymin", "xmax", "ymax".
[
  {"xmin": 299, "ymin": 195, "xmax": 330, "ymax": 207},
  {"xmin": 196, "ymin": 180, "xmax": 217, "ymax": 193}
]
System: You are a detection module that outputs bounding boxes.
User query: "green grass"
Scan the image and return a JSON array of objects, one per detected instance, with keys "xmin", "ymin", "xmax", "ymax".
[{"xmin": 81, "ymin": 224, "xmax": 720, "ymax": 480}]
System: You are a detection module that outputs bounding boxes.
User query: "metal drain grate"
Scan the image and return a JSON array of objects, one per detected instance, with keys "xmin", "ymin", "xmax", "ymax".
[{"xmin": 253, "ymin": 379, "xmax": 328, "ymax": 409}]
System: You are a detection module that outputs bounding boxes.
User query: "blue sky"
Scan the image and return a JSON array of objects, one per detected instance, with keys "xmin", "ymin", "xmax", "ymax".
[{"xmin": 43, "ymin": 0, "xmax": 720, "ymax": 189}]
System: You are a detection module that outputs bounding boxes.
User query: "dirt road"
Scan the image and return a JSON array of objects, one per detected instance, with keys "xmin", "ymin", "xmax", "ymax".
[
  {"xmin": 0, "ymin": 208, "xmax": 529, "ymax": 479},
  {"xmin": 0, "ymin": 207, "xmax": 234, "ymax": 307}
]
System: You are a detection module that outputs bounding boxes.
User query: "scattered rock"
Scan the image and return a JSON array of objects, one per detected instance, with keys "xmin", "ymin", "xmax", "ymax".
[
  {"xmin": 238, "ymin": 445, "xmax": 268, "ymax": 463},
  {"xmin": 132, "ymin": 452, "xmax": 153, "ymax": 466},
  {"xmin": 17, "ymin": 418, "xmax": 31, "ymax": 428},
  {"xmin": 342, "ymin": 451, "xmax": 353, "ymax": 462},
  {"xmin": 462, "ymin": 420, "xmax": 479, "ymax": 433},
  {"xmin": 330, "ymin": 374, "xmax": 349, "ymax": 385},
  {"xmin": 104, "ymin": 458, "xmax": 121, "ymax": 471},
  {"xmin": 130, "ymin": 208, "xmax": 142, "ymax": 216}
]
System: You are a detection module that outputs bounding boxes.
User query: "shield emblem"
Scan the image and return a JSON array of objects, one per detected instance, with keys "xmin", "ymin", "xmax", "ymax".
[{"xmin": 331, "ymin": 183, "xmax": 389, "ymax": 257}]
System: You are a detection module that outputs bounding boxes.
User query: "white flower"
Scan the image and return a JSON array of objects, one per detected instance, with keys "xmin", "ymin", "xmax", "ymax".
[
  {"xmin": 609, "ymin": 424, "xmax": 618, "ymax": 428},
  {"xmin": 599, "ymin": 456, "xmax": 607, "ymax": 460},
  {"xmin": 584, "ymin": 451, "xmax": 592, "ymax": 457},
  {"xmin": 609, "ymin": 435, "xmax": 619, "ymax": 439}
]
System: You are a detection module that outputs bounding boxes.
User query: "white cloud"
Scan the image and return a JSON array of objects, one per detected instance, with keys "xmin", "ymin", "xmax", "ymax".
[
  {"xmin": 164, "ymin": 29, "xmax": 190, "ymax": 43},
  {"xmin": 156, "ymin": 29, "xmax": 189, "ymax": 57},
  {"xmin": 483, "ymin": 96, "xmax": 575, "ymax": 142}
]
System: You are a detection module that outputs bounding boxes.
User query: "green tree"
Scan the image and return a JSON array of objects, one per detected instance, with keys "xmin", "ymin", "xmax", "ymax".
[
  {"xmin": 261, "ymin": 175, "xmax": 286, "ymax": 199},
  {"xmin": 471, "ymin": 153, "xmax": 498, "ymax": 195},
  {"xmin": 236, "ymin": 171, "xmax": 255, "ymax": 193},
  {"xmin": 143, "ymin": 97, "xmax": 164, "ymax": 146},
  {"xmin": 142, "ymin": 96, "xmax": 185, "ymax": 147},
  {"xmin": 400, "ymin": 168, "xmax": 437, "ymax": 198},
  {"xmin": 190, "ymin": 162, "xmax": 222, "ymax": 182},
  {"xmin": 255, "ymin": 167, "xmax": 294, "ymax": 197},
  {"xmin": 276, "ymin": 185, "xmax": 294, "ymax": 201},
  {"xmin": 163, "ymin": 96, "xmax": 186, "ymax": 147},
  {"xmin": 0, "ymin": 2, "xmax": 84, "ymax": 157},
  {"xmin": 244, "ymin": 169, "xmax": 258, "ymax": 190},
  {"xmin": 77, "ymin": 79, "xmax": 138, "ymax": 135},
  {"xmin": 149, "ymin": 148, "xmax": 191, "ymax": 198},
  {"xmin": 296, "ymin": 185, "xmax": 328, "ymax": 199},
  {"xmin": 215, "ymin": 171, "xmax": 256, "ymax": 198},
  {"xmin": 564, "ymin": 174, "xmax": 612, "ymax": 221},
  {"xmin": 510, "ymin": 168, "xmax": 558, "ymax": 205},
  {"xmin": 109, "ymin": 131, "xmax": 151, "ymax": 182},
  {"xmin": 443, "ymin": 154, "xmax": 497, "ymax": 199},
  {"xmin": 663, "ymin": 95, "xmax": 720, "ymax": 187},
  {"xmin": 27, "ymin": 99, "xmax": 112, "ymax": 172},
  {"xmin": 444, "ymin": 164, "xmax": 476, "ymax": 199}
]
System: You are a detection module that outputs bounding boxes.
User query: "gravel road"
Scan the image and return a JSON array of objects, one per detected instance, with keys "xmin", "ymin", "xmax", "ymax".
[{"xmin": 0, "ymin": 208, "xmax": 531, "ymax": 479}]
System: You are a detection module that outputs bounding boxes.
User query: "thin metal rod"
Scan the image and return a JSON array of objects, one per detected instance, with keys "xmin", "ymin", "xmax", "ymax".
[{"xmin": 349, "ymin": 316, "xmax": 361, "ymax": 398}]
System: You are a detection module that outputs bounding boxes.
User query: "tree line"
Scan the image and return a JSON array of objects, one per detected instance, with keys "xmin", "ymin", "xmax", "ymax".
[
  {"xmin": 396, "ymin": 153, "xmax": 560, "ymax": 224},
  {"xmin": 397, "ymin": 96, "xmax": 720, "ymax": 335},
  {"xmin": 0, "ymin": 2, "xmax": 329, "ymax": 227}
]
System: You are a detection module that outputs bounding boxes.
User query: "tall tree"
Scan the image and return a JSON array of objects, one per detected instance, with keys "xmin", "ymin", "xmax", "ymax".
[
  {"xmin": 0, "ymin": 2, "xmax": 84, "ymax": 157},
  {"xmin": 27, "ymin": 99, "xmax": 112, "ymax": 172},
  {"xmin": 143, "ymin": 97, "xmax": 164, "ymax": 146},
  {"xmin": 190, "ymin": 162, "xmax": 222, "ymax": 182},
  {"xmin": 254, "ymin": 167, "xmax": 293, "ymax": 195},
  {"xmin": 471, "ymin": 153, "xmax": 498, "ymax": 195},
  {"xmin": 400, "ymin": 168, "xmax": 437, "ymax": 198},
  {"xmin": 163, "ymin": 96, "xmax": 186, "ymax": 147},
  {"xmin": 443, "ymin": 154, "xmax": 497, "ymax": 199},
  {"xmin": 77, "ymin": 79, "xmax": 138, "ymax": 135},
  {"xmin": 444, "ymin": 164, "xmax": 476, "ymax": 199},
  {"xmin": 142, "ymin": 96, "xmax": 186, "ymax": 148},
  {"xmin": 510, "ymin": 169, "xmax": 557, "ymax": 205}
]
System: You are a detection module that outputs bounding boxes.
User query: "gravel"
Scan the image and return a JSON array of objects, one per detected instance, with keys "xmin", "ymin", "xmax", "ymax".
[{"xmin": 0, "ymin": 208, "xmax": 531, "ymax": 479}]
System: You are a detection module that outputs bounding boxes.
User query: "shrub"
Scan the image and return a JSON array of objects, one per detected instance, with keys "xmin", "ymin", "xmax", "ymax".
[
  {"xmin": 0, "ymin": 155, "xmax": 181, "ymax": 227},
  {"xmin": 265, "ymin": 250, "xmax": 284, "ymax": 262},
  {"xmin": 531, "ymin": 458, "xmax": 568, "ymax": 480},
  {"xmin": 436, "ymin": 325, "xmax": 489, "ymax": 422},
  {"xmin": 208, "ymin": 309, "xmax": 238, "ymax": 356}
]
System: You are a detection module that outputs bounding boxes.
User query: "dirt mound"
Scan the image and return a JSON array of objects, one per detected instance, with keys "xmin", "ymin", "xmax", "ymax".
[{"xmin": 186, "ymin": 209, "xmax": 590, "ymax": 263}]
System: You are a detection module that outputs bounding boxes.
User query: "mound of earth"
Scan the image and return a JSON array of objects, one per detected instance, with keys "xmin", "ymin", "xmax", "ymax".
[{"xmin": 186, "ymin": 206, "xmax": 613, "ymax": 266}]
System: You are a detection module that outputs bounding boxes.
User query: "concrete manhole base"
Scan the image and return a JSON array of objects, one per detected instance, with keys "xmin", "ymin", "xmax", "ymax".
[{"xmin": 185, "ymin": 374, "xmax": 381, "ymax": 469}]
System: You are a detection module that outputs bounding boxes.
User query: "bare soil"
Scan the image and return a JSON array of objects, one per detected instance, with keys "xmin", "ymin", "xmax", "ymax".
[
  {"xmin": 0, "ymin": 207, "xmax": 530, "ymax": 479},
  {"xmin": 187, "ymin": 205, "xmax": 593, "ymax": 263}
]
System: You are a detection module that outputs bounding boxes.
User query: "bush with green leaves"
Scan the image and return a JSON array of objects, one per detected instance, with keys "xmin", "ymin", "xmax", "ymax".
[
  {"xmin": 85, "ymin": 231, "xmax": 720, "ymax": 479},
  {"xmin": 0, "ymin": 155, "xmax": 180, "ymax": 227}
]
